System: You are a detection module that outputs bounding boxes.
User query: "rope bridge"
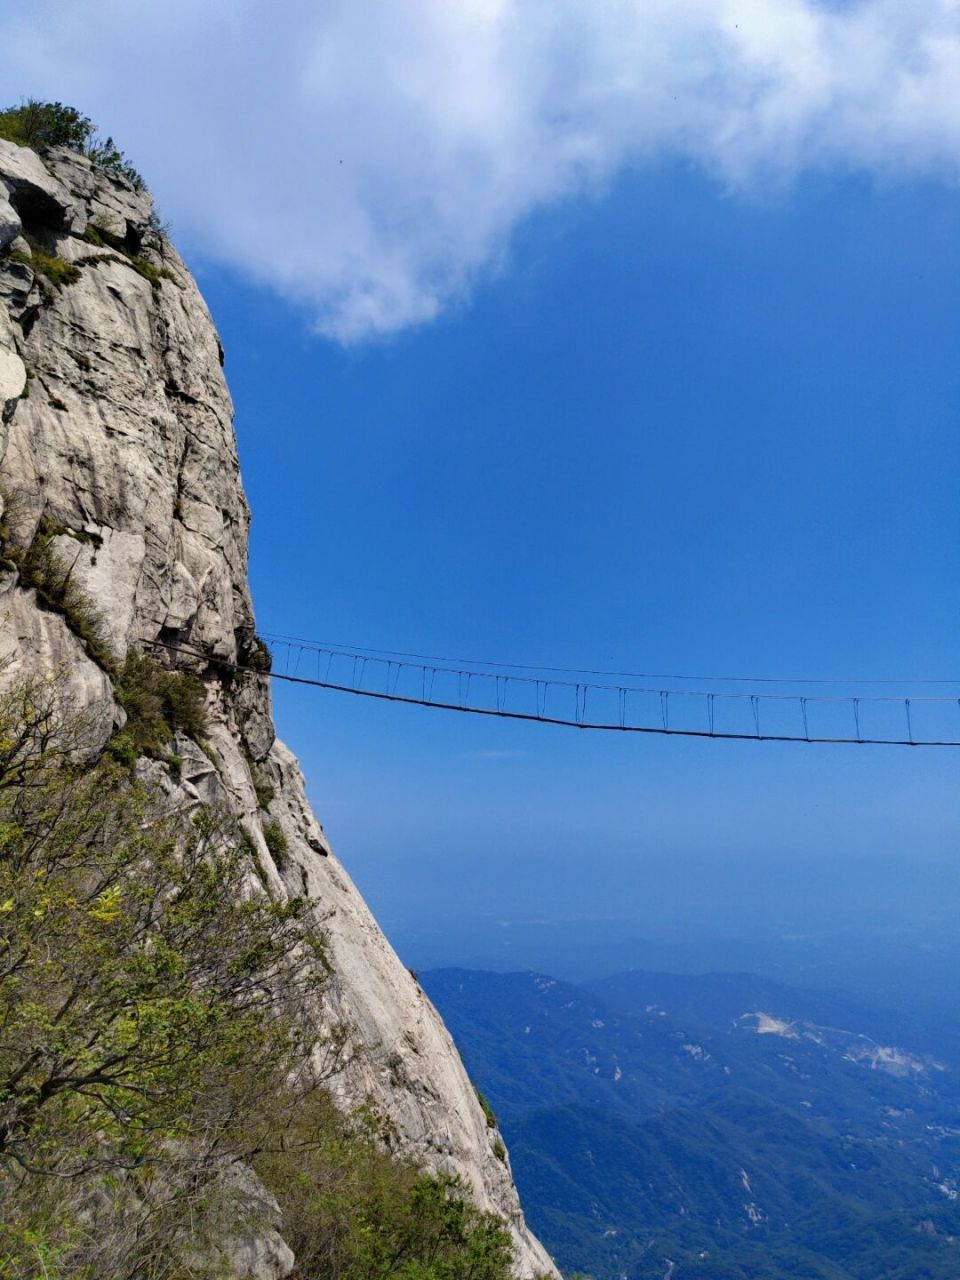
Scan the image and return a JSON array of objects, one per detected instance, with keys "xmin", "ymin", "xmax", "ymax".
[{"xmin": 238, "ymin": 634, "xmax": 960, "ymax": 748}]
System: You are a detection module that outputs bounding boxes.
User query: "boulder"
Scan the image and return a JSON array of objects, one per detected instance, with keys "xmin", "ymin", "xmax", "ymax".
[{"xmin": 0, "ymin": 137, "xmax": 82, "ymax": 232}]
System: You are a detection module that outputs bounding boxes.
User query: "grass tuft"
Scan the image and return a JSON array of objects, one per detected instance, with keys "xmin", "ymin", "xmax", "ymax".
[
  {"xmin": 112, "ymin": 650, "xmax": 208, "ymax": 762},
  {"xmin": 263, "ymin": 818, "xmax": 289, "ymax": 870}
]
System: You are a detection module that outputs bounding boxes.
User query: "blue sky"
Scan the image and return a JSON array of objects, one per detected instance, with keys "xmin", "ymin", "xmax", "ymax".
[
  {"xmin": 4, "ymin": 0, "xmax": 959, "ymax": 962},
  {"xmin": 202, "ymin": 161, "xmax": 960, "ymax": 950}
]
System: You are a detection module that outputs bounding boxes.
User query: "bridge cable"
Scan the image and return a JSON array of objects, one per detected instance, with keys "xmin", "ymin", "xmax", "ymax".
[{"xmin": 143, "ymin": 639, "xmax": 960, "ymax": 748}]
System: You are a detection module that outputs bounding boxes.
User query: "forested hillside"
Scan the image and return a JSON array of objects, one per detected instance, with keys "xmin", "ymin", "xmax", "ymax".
[{"xmin": 425, "ymin": 968, "xmax": 960, "ymax": 1279}]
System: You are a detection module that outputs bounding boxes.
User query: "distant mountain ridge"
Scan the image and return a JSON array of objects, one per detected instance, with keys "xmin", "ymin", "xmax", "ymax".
[
  {"xmin": 423, "ymin": 966, "xmax": 960, "ymax": 1279},
  {"xmin": 588, "ymin": 968, "xmax": 957, "ymax": 1062}
]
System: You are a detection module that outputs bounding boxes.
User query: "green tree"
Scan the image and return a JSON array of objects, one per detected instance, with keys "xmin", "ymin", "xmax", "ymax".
[
  {"xmin": 0, "ymin": 99, "xmax": 145, "ymax": 189},
  {"xmin": 0, "ymin": 100, "xmax": 93, "ymax": 153},
  {"xmin": 255, "ymin": 1089, "xmax": 517, "ymax": 1279},
  {"xmin": 0, "ymin": 676, "xmax": 328, "ymax": 1275},
  {"xmin": 0, "ymin": 676, "xmax": 523, "ymax": 1280}
]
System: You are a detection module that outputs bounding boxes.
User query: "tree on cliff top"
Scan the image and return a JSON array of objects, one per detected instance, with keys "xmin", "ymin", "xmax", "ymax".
[{"xmin": 0, "ymin": 98, "xmax": 145, "ymax": 189}]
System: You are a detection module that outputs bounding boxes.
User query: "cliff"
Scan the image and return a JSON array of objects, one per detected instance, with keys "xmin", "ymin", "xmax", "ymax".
[{"xmin": 0, "ymin": 137, "xmax": 556, "ymax": 1279}]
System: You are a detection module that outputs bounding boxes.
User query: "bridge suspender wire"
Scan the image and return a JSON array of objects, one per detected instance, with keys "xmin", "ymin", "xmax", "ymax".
[
  {"xmin": 257, "ymin": 632, "xmax": 960, "ymax": 687},
  {"xmin": 145, "ymin": 638, "xmax": 960, "ymax": 749}
]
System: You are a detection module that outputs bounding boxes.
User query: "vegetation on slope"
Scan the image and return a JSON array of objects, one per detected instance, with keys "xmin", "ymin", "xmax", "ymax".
[
  {"xmin": 425, "ymin": 968, "xmax": 960, "ymax": 1280},
  {"xmin": 0, "ymin": 510, "xmax": 116, "ymax": 671},
  {"xmin": 110, "ymin": 649, "xmax": 208, "ymax": 766},
  {"xmin": 0, "ymin": 676, "xmax": 522, "ymax": 1279}
]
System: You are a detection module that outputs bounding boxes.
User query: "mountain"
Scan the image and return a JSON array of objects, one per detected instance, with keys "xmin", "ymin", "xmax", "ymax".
[
  {"xmin": 423, "ymin": 967, "xmax": 960, "ymax": 1279},
  {"xmin": 588, "ymin": 969, "xmax": 960, "ymax": 1063},
  {"xmin": 0, "ymin": 134, "xmax": 554, "ymax": 1277}
]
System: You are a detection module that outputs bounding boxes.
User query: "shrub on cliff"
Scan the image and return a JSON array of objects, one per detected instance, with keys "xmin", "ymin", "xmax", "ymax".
[
  {"xmin": 0, "ymin": 100, "xmax": 91, "ymax": 153},
  {"xmin": 113, "ymin": 649, "xmax": 208, "ymax": 757},
  {"xmin": 255, "ymin": 1090, "xmax": 516, "ymax": 1280},
  {"xmin": 0, "ymin": 98, "xmax": 145, "ymax": 190},
  {"xmin": 0, "ymin": 678, "xmax": 520, "ymax": 1279},
  {"xmin": 10, "ymin": 236, "xmax": 81, "ymax": 292},
  {"xmin": 0, "ymin": 675, "xmax": 328, "ymax": 1273},
  {"xmin": 9, "ymin": 517, "xmax": 115, "ymax": 670}
]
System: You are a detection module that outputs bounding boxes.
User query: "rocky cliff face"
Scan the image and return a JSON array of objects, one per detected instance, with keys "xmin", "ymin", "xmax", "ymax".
[{"xmin": 0, "ymin": 138, "xmax": 556, "ymax": 1279}]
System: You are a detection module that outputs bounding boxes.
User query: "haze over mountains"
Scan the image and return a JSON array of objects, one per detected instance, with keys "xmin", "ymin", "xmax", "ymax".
[
  {"xmin": 424, "ymin": 962, "xmax": 960, "ymax": 1279},
  {"xmin": 378, "ymin": 847, "xmax": 960, "ymax": 1040}
]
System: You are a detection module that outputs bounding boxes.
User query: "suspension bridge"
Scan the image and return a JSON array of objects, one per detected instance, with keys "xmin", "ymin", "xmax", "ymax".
[{"xmin": 153, "ymin": 634, "xmax": 960, "ymax": 749}]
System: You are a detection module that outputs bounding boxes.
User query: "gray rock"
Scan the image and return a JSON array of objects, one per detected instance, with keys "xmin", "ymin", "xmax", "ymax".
[
  {"xmin": 0, "ymin": 250, "xmax": 34, "ymax": 315},
  {"xmin": 0, "ymin": 138, "xmax": 81, "ymax": 232},
  {"xmin": 0, "ymin": 190, "xmax": 20, "ymax": 249},
  {"xmin": 46, "ymin": 146, "xmax": 152, "ymax": 240},
  {"xmin": 0, "ymin": 308, "xmax": 25, "ymax": 418},
  {"xmin": 202, "ymin": 1163, "xmax": 295, "ymax": 1280},
  {"xmin": 0, "ymin": 139, "xmax": 558, "ymax": 1279},
  {"xmin": 0, "ymin": 582, "xmax": 116, "ymax": 748}
]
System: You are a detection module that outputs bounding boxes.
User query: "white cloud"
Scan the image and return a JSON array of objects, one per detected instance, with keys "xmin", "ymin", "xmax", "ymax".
[{"xmin": 2, "ymin": 0, "xmax": 959, "ymax": 340}]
